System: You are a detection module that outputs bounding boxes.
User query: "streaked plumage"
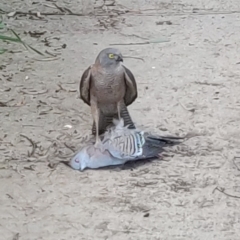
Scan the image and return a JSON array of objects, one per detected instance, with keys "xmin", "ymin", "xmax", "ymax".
[
  {"xmin": 68, "ymin": 119, "xmax": 183, "ymax": 171},
  {"xmin": 79, "ymin": 48, "xmax": 137, "ymax": 145}
]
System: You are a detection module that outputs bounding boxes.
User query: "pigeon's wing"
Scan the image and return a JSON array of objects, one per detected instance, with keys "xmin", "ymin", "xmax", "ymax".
[
  {"xmin": 101, "ymin": 119, "xmax": 184, "ymax": 161},
  {"xmin": 123, "ymin": 65, "xmax": 138, "ymax": 106},
  {"xmin": 102, "ymin": 128, "xmax": 145, "ymax": 160},
  {"xmin": 79, "ymin": 66, "xmax": 92, "ymax": 105}
]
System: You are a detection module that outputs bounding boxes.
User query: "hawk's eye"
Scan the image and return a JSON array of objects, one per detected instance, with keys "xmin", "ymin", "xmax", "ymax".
[{"xmin": 108, "ymin": 53, "xmax": 115, "ymax": 59}]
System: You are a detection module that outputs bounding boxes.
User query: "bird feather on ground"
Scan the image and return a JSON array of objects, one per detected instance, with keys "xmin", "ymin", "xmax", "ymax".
[
  {"xmin": 79, "ymin": 48, "xmax": 137, "ymax": 145},
  {"xmin": 68, "ymin": 119, "xmax": 184, "ymax": 171}
]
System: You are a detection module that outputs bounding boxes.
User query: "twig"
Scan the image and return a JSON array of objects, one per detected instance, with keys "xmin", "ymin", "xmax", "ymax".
[
  {"xmin": 5, "ymin": 9, "xmax": 240, "ymax": 18},
  {"xmin": 0, "ymin": 99, "xmax": 14, "ymax": 107},
  {"xmin": 64, "ymin": 142, "xmax": 75, "ymax": 153},
  {"xmin": 39, "ymin": 106, "xmax": 53, "ymax": 115},
  {"xmin": 110, "ymin": 39, "xmax": 169, "ymax": 46},
  {"xmin": 56, "ymin": 83, "xmax": 66, "ymax": 92},
  {"xmin": 20, "ymin": 134, "xmax": 37, "ymax": 157},
  {"xmin": 43, "ymin": 4, "xmax": 59, "ymax": 9},
  {"xmin": 0, "ymin": 101, "xmax": 9, "ymax": 107},
  {"xmin": 126, "ymin": 10, "xmax": 240, "ymax": 17},
  {"xmin": 52, "ymin": 3, "xmax": 65, "ymax": 13},
  {"xmin": 63, "ymin": 7, "xmax": 73, "ymax": 14},
  {"xmin": 53, "ymin": 3, "xmax": 73, "ymax": 14},
  {"xmin": 12, "ymin": 233, "xmax": 20, "ymax": 240},
  {"xmin": 123, "ymin": 56, "xmax": 145, "ymax": 62},
  {"xmin": 118, "ymin": 32, "xmax": 149, "ymax": 40},
  {"xmin": 6, "ymin": 193, "xmax": 13, "ymax": 199},
  {"xmin": 19, "ymin": 89, "xmax": 48, "ymax": 95},
  {"xmin": 213, "ymin": 187, "xmax": 240, "ymax": 199},
  {"xmin": 8, "ymin": 11, "xmax": 84, "ymax": 17},
  {"xmin": 23, "ymin": 165, "xmax": 35, "ymax": 171},
  {"xmin": 33, "ymin": 57, "xmax": 60, "ymax": 61},
  {"xmin": 22, "ymin": 124, "xmax": 44, "ymax": 127},
  {"xmin": 56, "ymin": 83, "xmax": 77, "ymax": 93},
  {"xmin": 105, "ymin": 0, "xmax": 116, "ymax": 7},
  {"xmin": 45, "ymin": 50, "xmax": 58, "ymax": 57},
  {"xmin": 110, "ymin": 42, "xmax": 150, "ymax": 46},
  {"xmin": 193, "ymin": 81, "xmax": 222, "ymax": 86},
  {"xmin": 47, "ymin": 162, "xmax": 60, "ymax": 177},
  {"xmin": 233, "ymin": 157, "xmax": 240, "ymax": 171},
  {"xmin": 179, "ymin": 102, "xmax": 195, "ymax": 113},
  {"xmin": 7, "ymin": 10, "xmax": 125, "ymax": 17}
]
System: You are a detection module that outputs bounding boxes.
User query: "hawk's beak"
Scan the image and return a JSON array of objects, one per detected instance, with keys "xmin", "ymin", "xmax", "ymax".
[{"xmin": 116, "ymin": 55, "xmax": 123, "ymax": 62}]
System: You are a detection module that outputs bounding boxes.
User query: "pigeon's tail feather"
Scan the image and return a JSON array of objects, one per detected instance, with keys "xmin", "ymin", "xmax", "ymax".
[
  {"xmin": 121, "ymin": 104, "xmax": 135, "ymax": 129},
  {"xmin": 146, "ymin": 135, "xmax": 184, "ymax": 144},
  {"xmin": 138, "ymin": 134, "xmax": 183, "ymax": 160}
]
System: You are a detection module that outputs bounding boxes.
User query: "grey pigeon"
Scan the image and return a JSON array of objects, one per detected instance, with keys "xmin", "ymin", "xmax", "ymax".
[
  {"xmin": 69, "ymin": 119, "xmax": 183, "ymax": 171},
  {"xmin": 79, "ymin": 48, "xmax": 137, "ymax": 146}
]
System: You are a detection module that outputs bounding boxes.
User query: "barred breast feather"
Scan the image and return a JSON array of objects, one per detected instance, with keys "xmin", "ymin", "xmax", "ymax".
[{"xmin": 101, "ymin": 119, "xmax": 145, "ymax": 159}]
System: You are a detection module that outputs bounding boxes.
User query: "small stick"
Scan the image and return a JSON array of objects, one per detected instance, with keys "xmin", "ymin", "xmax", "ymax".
[
  {"xmin": 110, "ymin": 42, "xmax": 150, "ymax": 46},
  {"xmin": 19, "ymin": 89, "xmax": 48, "ymax": 95},
  {"xmin": 213, "ymin": 187, "xmax": 240, "ymax": 199},
  {"xmin": 110, "ymin": 39, "xmax": 169, "ymax": 46},
  {"xmin": 12, "ymin": 233, "xmax": 20, "ymax": 240},
  {"xmin": 52, "ymin": 3, "xmax": 65, "ymax": 13},
  {"xmin": 193, "ymin": 81, "xmax": 222, "ymax": 86},
  {"xmin": 179, "ymin": 102, "xmax": 195, "ymax": 113},
  {"xmin": 123, "ymin": 56, "xmax": 145, "ymax": 62},
  {"xmin": 0, "ymin": 101, "xmax": 8, "ymax": 107},
  {"xmin": 233, "ymin": 157, "xmax": 240, "ymax": 171},
  {"xmin": 20, "ymin": 134, "xmax": 37, "ymax": 157},
  {"xmin": 9, "ymin": 11, "xmax": 84, "ymax": 17},
  {"xmin": 33, "ymin": 57, "xmax": 60, "ymax": 61},
  {"xmin": 64, "ymin": 142, "xmax": 75, "ymax": 153},
  {"xmin": 45, "ymin": 50, "xmax": 57, "ymax": 57},
  {"xmin": 43, "ymin": 4, "xmax": 58, "ymax": 9}
]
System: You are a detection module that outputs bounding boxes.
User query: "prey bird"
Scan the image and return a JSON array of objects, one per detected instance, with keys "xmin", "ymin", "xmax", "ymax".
[
  {"xmin": 79, "ymin": 48, "xmax": 138, "ymax": 146},
  {"xmin": 68, "ymin": 119, "xmax": 184, "ymax": 171}
]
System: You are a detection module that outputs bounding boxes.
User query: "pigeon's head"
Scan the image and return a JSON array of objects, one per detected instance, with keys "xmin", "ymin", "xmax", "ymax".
[
  {"xmin": 69, "ymin": 148, "xmax": 89, "ymax": 171},
  {"xmin": 95, "ymin": 48, "xmax": 123, "ymax": 67}
]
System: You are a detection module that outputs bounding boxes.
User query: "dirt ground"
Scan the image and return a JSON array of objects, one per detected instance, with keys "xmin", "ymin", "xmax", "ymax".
[{"xmin": 1, "ymin": 0, "xmax": 240, "ymax": 239}]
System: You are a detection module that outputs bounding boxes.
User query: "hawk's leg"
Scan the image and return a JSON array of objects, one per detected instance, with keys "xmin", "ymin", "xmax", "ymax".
[
  {"xmin": 117, "ymin": 101, "xmax": 122, "ymax": 120},
  {"xmin": 90, "ymin": 102, "xmax": 102, "ymax": 146},
  {"xmin": 92, "ymin": 112, "xmax": 110, "ymax": 135}
]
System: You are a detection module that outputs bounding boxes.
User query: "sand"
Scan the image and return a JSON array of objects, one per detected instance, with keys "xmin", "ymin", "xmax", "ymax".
[{"xmin": 1, "ymin": 0, "xmax": 240, "ymax": 239}]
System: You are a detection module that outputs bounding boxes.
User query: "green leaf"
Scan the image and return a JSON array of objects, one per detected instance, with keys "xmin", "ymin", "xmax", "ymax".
[
  {"xmin": 10, "ymin": 29, "xmax": 30, "ymax": 50},
  {"xmin": 10, "ymin": 29, "xmax": 43, "ymax": 55},
  {"xmin": 0, "ymin": 15, "xmax": 4, "ymax": 29},
  {"xmin": 0, "ymin": 22, "xmax": 4, "ymax": 29},
  {"xmin": 0, "ymin": 49, "xmax": 7, "ymax": 54},
  {"xmin": 0, "ymin": 34, "xmax": 22, "ymax": 42},
  {"xmin": 10, "ymin": 29, "xmax": 22, "ymax": 41},
  {"xmin": 0, "ymin": 28, "xmax": 44, "ymax": 56}
]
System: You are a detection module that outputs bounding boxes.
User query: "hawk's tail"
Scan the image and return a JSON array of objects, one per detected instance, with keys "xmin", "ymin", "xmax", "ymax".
[{"xmin": 121, "ymin": 104, "xmax": 135, "ymax": 129}]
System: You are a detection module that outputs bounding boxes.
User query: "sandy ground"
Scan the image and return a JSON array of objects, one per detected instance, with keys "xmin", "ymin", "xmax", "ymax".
[{"xmin": 1, "ymin": 0, "xmax": 240, "ymax": 239}]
